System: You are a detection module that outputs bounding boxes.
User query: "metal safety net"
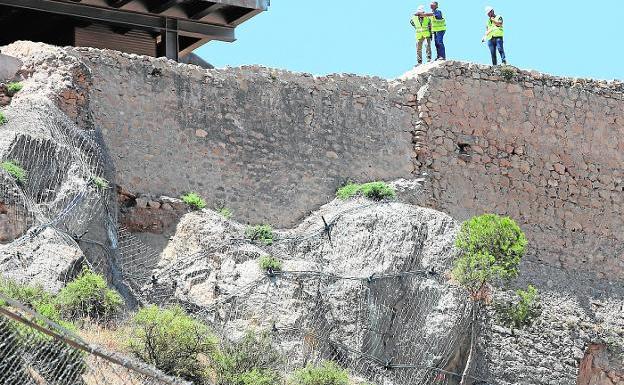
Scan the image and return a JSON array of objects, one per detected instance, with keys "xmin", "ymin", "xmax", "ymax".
[
  {"xmin": 0, "ymin": 293, "xmax": 189, "ymax": 385},
  {"xmin": 1, "ymin": 99, "xmax": 484, "ymax": 384},
  {"xmin": 121, "ymin": 202, "xmax": 483, "ymax": 385}
]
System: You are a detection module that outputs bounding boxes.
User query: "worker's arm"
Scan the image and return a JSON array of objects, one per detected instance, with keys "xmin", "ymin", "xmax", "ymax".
[
  {"xmin": 410, "ymin": 18, "xmax": 415, "ymax": 27},
  {"xmin": 490, "ymin": 16, "xmax": 503, "ymax": 27},
  {"xmin": 482, "ymin": 27, "xmax": 492, "ymax": 42}
]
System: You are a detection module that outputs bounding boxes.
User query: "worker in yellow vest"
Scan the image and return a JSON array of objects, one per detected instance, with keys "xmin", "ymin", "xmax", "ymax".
[
  {"xmin": 482, "ymin": 6, "xmax": 506, "ymax": 65},
  {"xmin": 410, "ymin": 5, "xmax": 432, "ymax": 66},
  {"xmin": 419, "ymin": 2, "xmax": 446, "ymax": 60}
]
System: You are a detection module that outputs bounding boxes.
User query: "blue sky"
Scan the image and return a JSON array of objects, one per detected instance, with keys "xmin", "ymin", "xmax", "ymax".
[{"xmin": 197, "ymin": 1, "xmax": 622, "ymax": 80}]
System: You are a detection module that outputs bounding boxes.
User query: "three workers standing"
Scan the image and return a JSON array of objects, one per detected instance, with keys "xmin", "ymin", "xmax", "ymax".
[{"xmin": 410, "ymin": 3, "xmax": 507, "ymax": 66}]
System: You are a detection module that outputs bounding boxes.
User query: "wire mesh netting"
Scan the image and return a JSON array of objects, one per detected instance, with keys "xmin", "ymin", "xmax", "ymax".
[
  {"xmin": 0, "ymin": 293, "xmax": 189, "ymax": 385},
  {"xmin": 0, "ymin": 99, "xmax": 488, "ymax": 384}
]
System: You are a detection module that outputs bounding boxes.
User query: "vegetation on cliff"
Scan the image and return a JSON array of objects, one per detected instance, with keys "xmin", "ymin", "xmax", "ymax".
[
  {"xmin": 1, "ymin": 160, "xmax": 27, "ymax": 184},
  {"xmin": 452, "ymin": 213, "xmax": 527, "ymax": 296},
  {"xmin": 336, "ymin": 181, "xmax": 395, "ymax": 201},
  {"xmin": 246, "ymin": 224, "xmax": 275, "ymax": 245},
  {"xmin": 182, "ymin": 192, "xmax": 207, "ymax": 210}
]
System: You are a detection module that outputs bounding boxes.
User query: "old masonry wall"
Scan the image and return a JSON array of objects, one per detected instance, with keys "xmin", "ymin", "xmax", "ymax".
[
  {"xmin": 76, "ymin": 49, "xmax": 624, "ymax": 279},
  {"xmin": 1, "ymin": 41, "xmax": 623, "ymax": 385}
]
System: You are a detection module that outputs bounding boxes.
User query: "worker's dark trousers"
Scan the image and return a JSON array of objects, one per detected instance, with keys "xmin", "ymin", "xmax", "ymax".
[
  {"xmin": 488, "ymin": 37, "xmax": 506, "ymax": 65},
  {"xmin": 433, "ymin": 31, "xmax": 446, "ymax": 59}
]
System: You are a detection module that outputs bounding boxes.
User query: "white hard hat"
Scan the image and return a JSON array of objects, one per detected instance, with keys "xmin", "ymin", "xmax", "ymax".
[
  {"xmin": 417, "ymin": 5, "xmax": 425, "ymax": 13},
  {"xmin": 485, "ymin": 6, "xmax": 494, "ymax": 14}
]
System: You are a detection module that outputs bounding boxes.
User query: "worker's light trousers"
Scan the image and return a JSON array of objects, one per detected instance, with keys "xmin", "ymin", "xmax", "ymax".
[{"xmin": 417, "ymin": 37, "xmax": 432, "ymax": 64}]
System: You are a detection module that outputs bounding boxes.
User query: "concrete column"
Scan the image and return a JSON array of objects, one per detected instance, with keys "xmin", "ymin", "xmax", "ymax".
[{"xmin": 164, "ymin": 18, "xmax": 179, "ymax": 61}]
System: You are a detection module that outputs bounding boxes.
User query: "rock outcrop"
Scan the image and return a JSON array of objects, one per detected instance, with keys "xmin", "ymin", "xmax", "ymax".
[
  {"xmin": 0, "ymin": 41, "xmax": 622, "ymax": 385},
  {"xmin": 149, "ymin": 199, "xmax": 474, "ymax": 384},
  {"xmin": 0, "ymin": 42, "xmax": 114, "ymax": 289}
]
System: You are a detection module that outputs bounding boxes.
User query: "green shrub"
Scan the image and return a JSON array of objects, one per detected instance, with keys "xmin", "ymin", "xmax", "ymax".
[
  {"xmin": 246, "ymin": 225, "xmax": 274, "ymax": 245},
  {"xmin": 0, "ymin": 279, "xmax": 77, "ymax": 331},
  {"xmin": 182, "ymin": 192, "xmax": 207, "ymax": 210},
  {"xmin": 7, "ymin": 82, "xmax": 23, "ymax": 96},
  {"xmin": 218, "ymin": 207, "xmax": 233, "ymax": 219},
  {"xmin": 0, "ymin": 280, "xmax": 85, "ymax": 384},
  {"xmin": 0, "ymin": 279, "xmax": 53, "ymax": 308},
  {"xmin": 336, "ymin": 181, "xmax": 395, "ymax": 201},
  {"xmin": 336, "ymin": 183, "xmax": 361, "ymax": 200},
  {"xmin": 56, "ymin": 269, "xmax": 123, "ymax": 320},
  {"xmin": 452, "ymin": 214, "xmax": 527, "ymax": 295},
  {"xmin": 259, "ymin": 256, "xmax": 283, "ymax": 273},
  {"xmin": 360, "ymin": 182, "xmax": 396, "ymax": 200},
  {"xmin": 128, "ymin": 305, "xmax": 218, "ymax": 382},
  {"xmin": 1, "ymin": 160, "xmax": 27, "ymax": 184},
  {"xmin": 0, "ymin": 111, "xmax": 6, "ymax": 125},
  {"xmin": 505, "ymin": 285, "xmax": 539, "ymax": 328},
  {"xmin": 91, "ymin": 176, "xmax": 109, "ymax": 190},
  {"xmin": 213, "ymin": 331, "xmax": 284, "ymax": 385},
  {"xmin": 500, "ymin": 66, "xmax": 516, "ymax": 81},
  {"xmin": 236, "ymin": 368, "xmax": 281, "ymax": 385},
  {"xmin": 290, "ymin": 361, "xmax": 349, "ymax": 385}
]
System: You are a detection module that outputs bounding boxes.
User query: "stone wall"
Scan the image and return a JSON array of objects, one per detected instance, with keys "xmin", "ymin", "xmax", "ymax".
[
  {"xmin": 409, "ymin": 62, "xmax": 624, "ymax": 278},
  {"xmin": 73, "ymin": 49, "xmax": 624, "ymax": 277},
  {"xmin": 5, "ymin": 42, "xmax": 623, "ymax": 278},
  {"xmin": 2, "ymin": 41, "xmax": 624, "ymax": 385},
  {"xmin": 77, "ymin": 49, "xmax": 416, "ymax": 227}
]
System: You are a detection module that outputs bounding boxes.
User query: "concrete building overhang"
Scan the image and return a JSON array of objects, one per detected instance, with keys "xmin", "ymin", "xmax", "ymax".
[{"xmin": 0, "ymin": 0, "xmax": 269, "ymax": 59}]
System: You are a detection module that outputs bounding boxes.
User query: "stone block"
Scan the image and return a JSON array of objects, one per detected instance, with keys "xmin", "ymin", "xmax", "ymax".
[{"xmin": 0, "ymin": 54, "xmax": 22, "ymax": 81}]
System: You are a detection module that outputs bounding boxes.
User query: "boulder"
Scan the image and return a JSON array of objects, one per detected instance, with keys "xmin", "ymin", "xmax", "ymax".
[
  {"xmin": 0, "ymin": 53, "xmax": 22, "ymax": 81},
  {"xmin": 148, "ymin": 199, "xmax": 474, "ymax": 384},
  {"xmin": 0, "ymin": 228, "xmax": 83, "ymax": 293}
]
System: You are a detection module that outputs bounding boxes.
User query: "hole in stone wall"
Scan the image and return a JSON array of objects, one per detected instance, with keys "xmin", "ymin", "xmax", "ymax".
[
  {"xmin": 457, "ymin": 143, "xmax": 472, "ymax": 162},
  {"xmin": 457, "ymin": 143, "xmax": 471, "ymax": 155}
]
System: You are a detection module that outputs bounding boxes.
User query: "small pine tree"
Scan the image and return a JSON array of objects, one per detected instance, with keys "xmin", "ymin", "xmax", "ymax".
[{"xmin": 452, "ymin": 214, "xmax": 527, "ymax": 297}]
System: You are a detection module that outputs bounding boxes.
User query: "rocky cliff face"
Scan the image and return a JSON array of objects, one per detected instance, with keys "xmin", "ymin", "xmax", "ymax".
[
  {"xmin": 0, "ymin": 43, "xmax": 113, "ymax": 292},
  {"xmin": 148, "ymin": 199, "xmax": 473, "ymax": 384},
  {"xmin": 0, "ymin": 41, "xmax": 622, "ymax": 385}
]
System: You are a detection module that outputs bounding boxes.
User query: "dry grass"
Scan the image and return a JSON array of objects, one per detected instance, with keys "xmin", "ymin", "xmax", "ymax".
[
  {"xmin": 78, "ymin": 321, "xmax": 129, "ymax": 354},
  {"xmin": 79, "ymin": 322, "xmax": 159, "ymax": 385}
]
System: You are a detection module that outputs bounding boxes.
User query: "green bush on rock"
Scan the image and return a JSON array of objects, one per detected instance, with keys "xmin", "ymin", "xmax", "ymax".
[
  {"xmin": 502, "ymin": 285, "xmax": 540, "ymax": 328},
  {"xmin": 452, "ymin": 214, "xmax": 527, "ymax": 296},
  {"xmin": 128, "ymin": 305, "xmax": 218, "ymax": 382},
  {"xmin": 246, "ymin": 225, "xmax": 274, "ymax": 245},
  {"xmin": 218, "ymin": 207, "xmax": 233, "ymax": 219},
  {"xmin": 1, "ymin": 160, "xmax": 27, "ymax": 184},
  {"xmin": 56, "ymin": 269, "xmax": 124, "ymax": 320},
  {"xmin": 90, "ymin": 176, "xmax": 109, "ymax": 190},
  {"xmin": 500, "ymin": 65, "xmax": 516, "ymax": 81},
  {"xmin": 259, "ymin": 256, "xmax": 282, "ymax": 273},
  {"xmin": 181, "ymin": 192, "xmax": 207, "ymax": 210},
  {"xmin": 7, "ymin": 82, "xmax": 23, "ymax": 96},
  {"xmin": 213, "ymin": 331, "xmax": 284, "ymax": 385},
  {"xmin": 336, "ymin": 181, "xmax": 395, "ymax": 201},
  {"xmin": 290, "ymin": 361, "xmax": 350, "ymax": 385}
]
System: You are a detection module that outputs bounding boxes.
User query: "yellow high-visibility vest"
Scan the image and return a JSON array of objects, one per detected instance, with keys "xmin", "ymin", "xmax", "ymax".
[
  {"xmin": 412, "ymin": 16, "xmax": 432, "ymax": 40},
  {"xmin": 487, "ymin": 15, "xmax": 504, "ymax": 39},
  {"xmin": 430, "ymin": 14, "xmax": 446, "ymax": 32}
]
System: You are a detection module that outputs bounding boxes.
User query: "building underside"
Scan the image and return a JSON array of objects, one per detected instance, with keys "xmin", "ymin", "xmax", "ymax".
[{"xmin": 0, "ymin": 0, "xmax": 268, "ymax": 60}]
